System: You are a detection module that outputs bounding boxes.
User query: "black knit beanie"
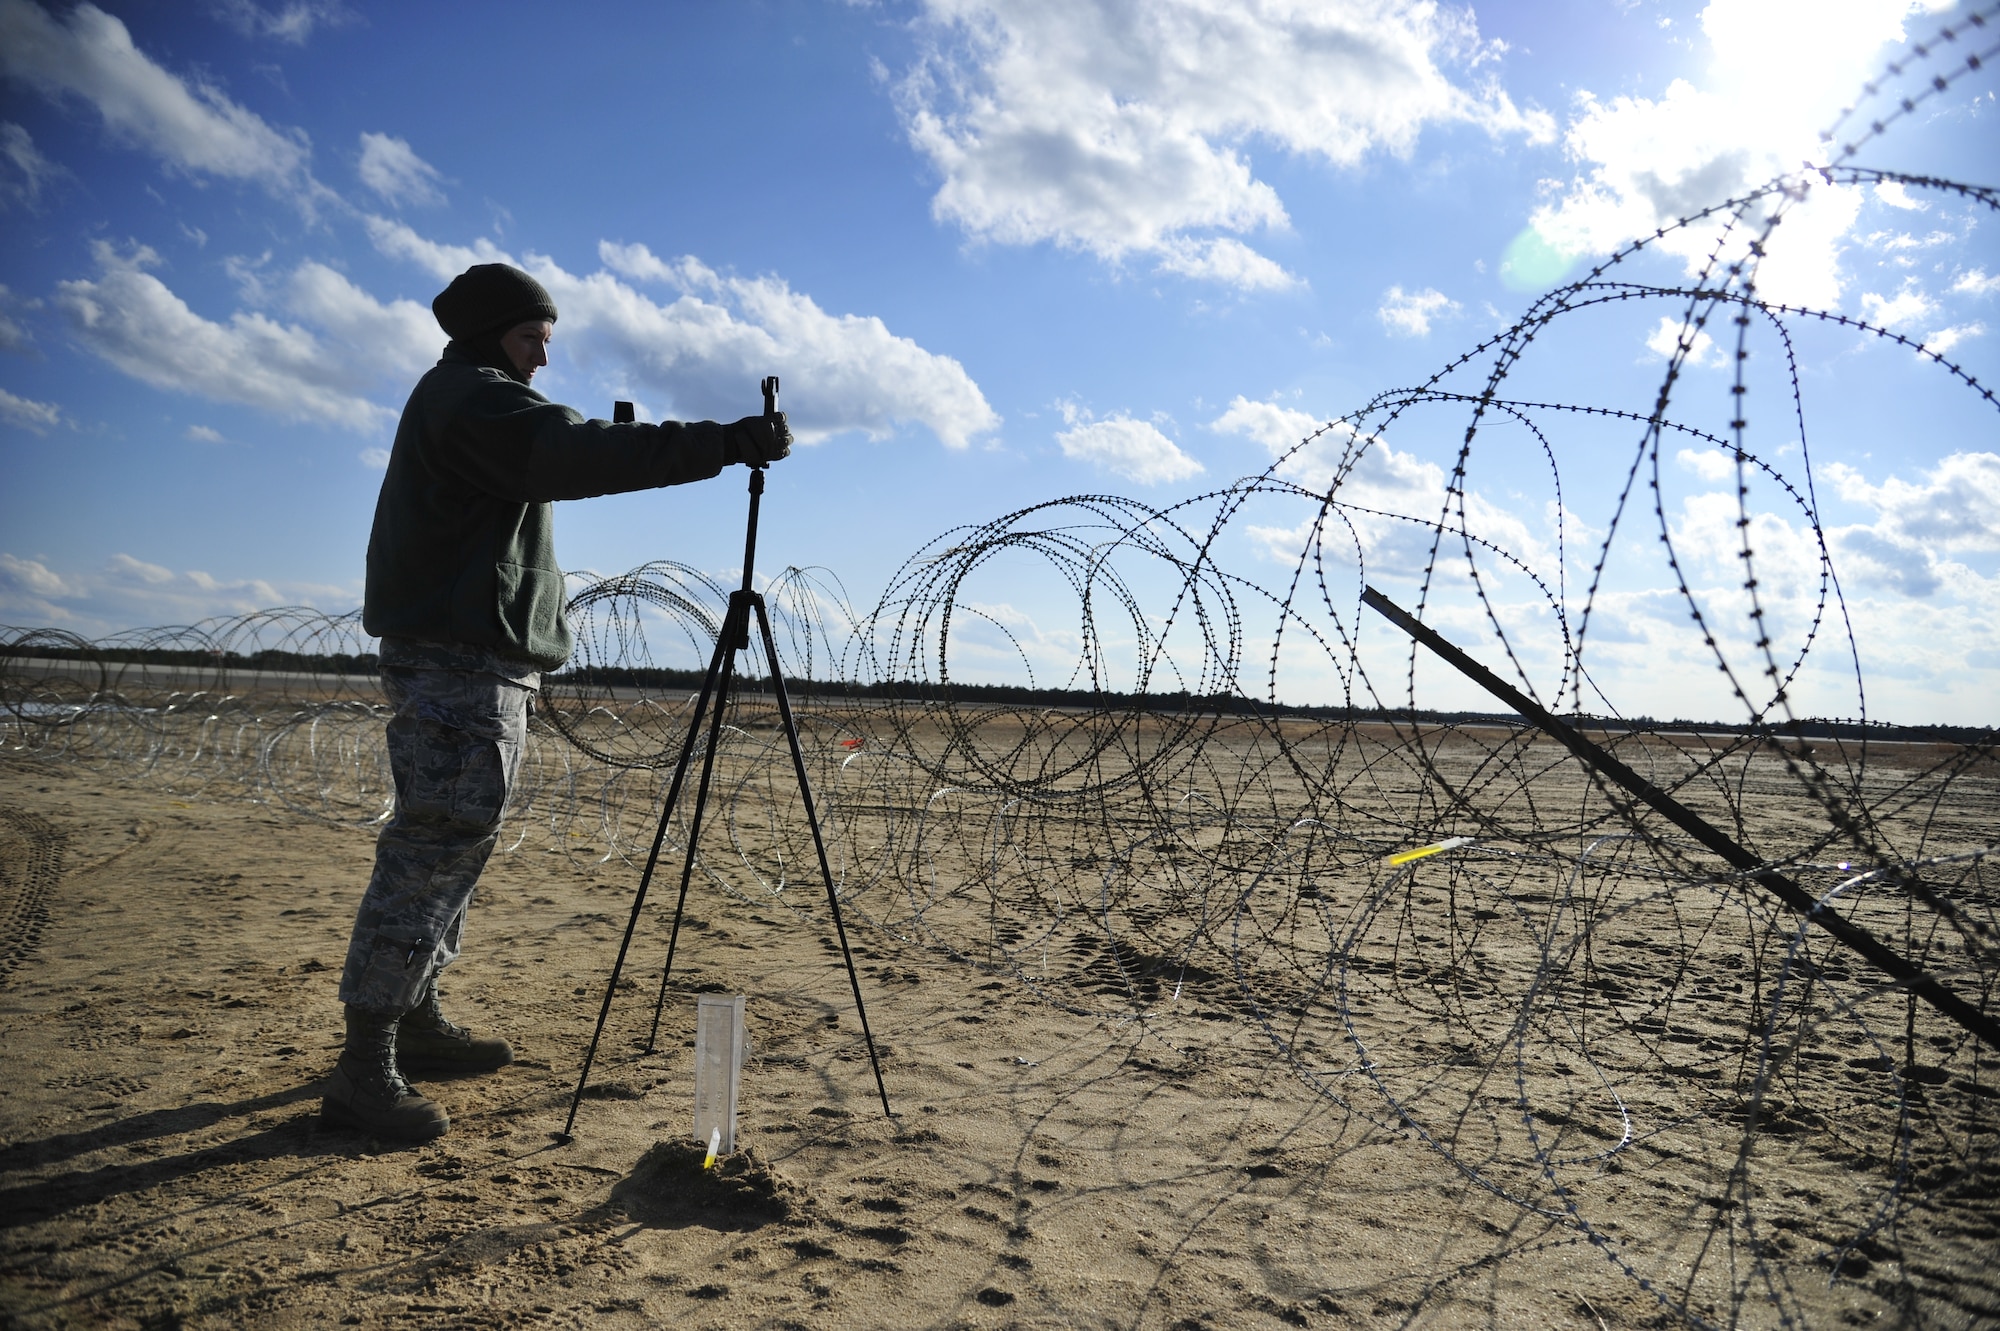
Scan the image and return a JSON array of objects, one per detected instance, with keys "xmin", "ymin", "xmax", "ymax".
[{"xmin": 432, "ymin": 263, "xmax": 559, "ymax": 340}]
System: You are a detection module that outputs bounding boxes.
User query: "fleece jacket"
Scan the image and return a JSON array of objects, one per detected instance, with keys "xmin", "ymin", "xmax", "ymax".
[{"xmin": 364, "ymin": 348, "xmax": 727, "ymax": 670}]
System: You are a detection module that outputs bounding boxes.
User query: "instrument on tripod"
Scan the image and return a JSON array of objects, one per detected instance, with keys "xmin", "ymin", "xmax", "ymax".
[{"xmin": 558, "ymin": 378, "xmax": 892, "ymax": 1143}]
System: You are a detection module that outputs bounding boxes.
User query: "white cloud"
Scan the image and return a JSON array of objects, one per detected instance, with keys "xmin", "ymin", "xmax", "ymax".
[
  {"xmin": 1278, "ymin": 423, "xmax": 1443, "ymax": 508},
  {"xmin": 370, "ymin": 222, "xmax": 998, "ymax": 448},
  {"xmin": 1824, "ymin": 452, "xmax": 2000, "ymax": 555},
  {"xmin": 1645, "ymin": 314, "xmax": 1723, "ymax": 366},
  {"xmin": 357, "ymin": 131, "xmax": 445, "ymax": 208},
  {"xmin": 210, "ymin": 0, "xmax": 353, "ymax": 44},
  {"xmin": 0, "ymin": 283, "xmax": 36, "ymax": 352},
  {"xmin": 184, "ymin": 424, "xmax": 225, "ymax": 443},
  {"xmin": 0, "ymin": 551, "xmax": 71, "ymax": 599},
  {"xmin": 1850, "ymin": 282, "xmax": 1981, "ymax": 354},
  {"xmin": 1860, "ymin": 283, "xmax": 1938, "ymax": 330},
  {"xmin": 1054, "ymin": 404, "xmax": 1203, "ymax": 485},
  {"xmin": 605, "ymin": 252, "xmax": 998, "ymax": 448},
  {"xmin": 1529, "ymin": 0, "xmax": 1933, "ymax": 307},
  {"xmin": 1857, "ymin": 227, "xmax": 1956, "ymax": 256},
  {"xmin": 0, "ymin": 549, "xmax": 358, "ymax": 632},
  {"xmin": 1206, "ymin": 420, "xmax": 1999, "ymax": 723},
  {"xmin": 1210, "ymin": 395, "xmax": 1558, "ymax": 583},
  {"xmin": 0, "ymin": 0, "xmax": 317, "ymax": 200},
  {"xmin": 1637, "ymin": 450, "xmax": 2000, "ymax": 720},
  {"xmin": 593, "ymin": 241, "xmax": 680, "ymax": 286},
  {"xmin": 51, "ymin": 241, "xmax": 416, "ymax": 433},
  {"xmin": 1216, "ymin": 398, "xmax": 1399, "ymax": 480},
  {"xmin": 1873, "ymin": 179, "xmax": 1926, "ymax": 210},
  {"xmin": 359, "ymin": 445, "xmax": 390, "ymax": 469},
  {"xmin": 281, "ymin": 259, "xmax": 438, "ymax": 375},
  {"xmin": 0, "ymin": 120, "xmax": 60, "ymax": 209},
  {"xmin": 1675, "ymin": 447, "xmax": 1738, "ymax": 482},
  {"xmin": 1210, "ymin": 397, "xmax": 1410, "ymax": 500},
  {"xmin": 1920, "ymin": 323, "xmax": 1983, "ymax": 355},
  {"xmin": 892, "ymin": 0, "xmax": 1550, "ymax": 289},
  {"xmin": 0, "ymin": 385, "xmax": 61, "ymax": 432},
  {"xmin": 57, "ymin": 210, "xmax": 1000, "ymax": 450},
  {"xmin": 1376, "ymin": 285, "xmax": 1459, "ymax": 338},
  {"xmin": 1155, "ymin": 236, "xmax": 1301, "ymax": 292},
  {"xmin": 1207, "ymin": 396, "xmax": 1322, "ymax": 453},
  {"xmin": 1397, "ymin": 442, "xmax": 1998, "ymax": 724},
  {"xmin": 1831, "ymin": 524, "xmax": 1943, "ymax": 597},
  {"xmin": 1675, "ymin": 484, "xmax": 1931, "ymax": 633},
  {"xmin": 110, "ymin": 552, "xmax": 173, "ymax": 585},
  {"xmin": 361, "ymin": 214, "xmax": 511, "ymax": 278},
  {"xmin": 1953, "ymin": 269, "xmax": 2000, "ymax": 298}
]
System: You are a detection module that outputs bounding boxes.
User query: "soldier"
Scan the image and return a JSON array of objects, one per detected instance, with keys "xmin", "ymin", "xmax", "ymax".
[{"xmin": 324, "ymin": 263, "xmax": 790, "ymax": 1141}]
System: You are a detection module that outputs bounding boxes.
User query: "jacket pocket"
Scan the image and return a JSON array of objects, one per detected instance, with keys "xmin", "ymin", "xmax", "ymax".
[{"xmin": 494, "ymin": 560, "xmax": 571, "ymax": 665}]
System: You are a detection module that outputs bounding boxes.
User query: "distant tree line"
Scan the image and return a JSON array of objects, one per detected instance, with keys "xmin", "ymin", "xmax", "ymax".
[
  {"xmin": 6, "ymin": 645, "xmax": 1992, "ymax": 745},
  {"xmin": 2, "ymin": 644, "xmax": 380, "ymax": 675}
]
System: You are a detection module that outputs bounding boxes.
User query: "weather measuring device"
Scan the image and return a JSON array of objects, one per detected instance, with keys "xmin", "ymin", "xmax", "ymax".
[{"xmin": 559, "ymin": 377, "xmax": 893, "ymax": 1144}]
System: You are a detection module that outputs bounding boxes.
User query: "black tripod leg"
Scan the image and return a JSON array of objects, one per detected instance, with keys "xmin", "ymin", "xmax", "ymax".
[
  {"xmin": 644, "ymin": 602, "xmax": 745, "ymax": 1051},
  {"xmin": 753, "ymin": 598, "xmax": 894, "ymax": 1120},
  {"xmin": 560, "ymin": 620, "xmax": 734, "ymax": 1141}
]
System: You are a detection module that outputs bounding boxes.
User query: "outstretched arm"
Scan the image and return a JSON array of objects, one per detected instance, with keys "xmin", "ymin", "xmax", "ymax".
[{"xmin": 426, "ymin": 372, "xmax": 789, "ymax": 503}]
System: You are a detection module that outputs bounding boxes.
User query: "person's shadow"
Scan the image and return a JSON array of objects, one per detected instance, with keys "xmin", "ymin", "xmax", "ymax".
[{"xmin": 0, "ymin": 1079, "xmax": 376, "ymax": 1230}]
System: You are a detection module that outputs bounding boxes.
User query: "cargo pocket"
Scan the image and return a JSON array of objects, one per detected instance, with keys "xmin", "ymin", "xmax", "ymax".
[
  {"xmin": 389, "ymin": 714, "xmax": 492, "ymax": 830},
  {"xmin": 449, "ymin": 732, "xmax": 511, "ymax": 829},
  {"xmin": 386, "ymin": 676, "xmax": 516, "ymax": 834}
]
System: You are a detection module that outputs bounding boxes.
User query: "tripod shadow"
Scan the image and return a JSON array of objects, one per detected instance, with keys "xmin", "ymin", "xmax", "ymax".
[
  {"xmin": 367, "ymin": 1144, "xmax": 798, "ymax": 1300},
  {"xmin": 0, "ymin": 1077, "xmax": 379, "ymax": 1230}
]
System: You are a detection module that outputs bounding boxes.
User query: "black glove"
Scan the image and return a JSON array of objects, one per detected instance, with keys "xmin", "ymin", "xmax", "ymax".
[{"xmin": 723, "ymin": 411, "xmax": 792, "ymax": 466}]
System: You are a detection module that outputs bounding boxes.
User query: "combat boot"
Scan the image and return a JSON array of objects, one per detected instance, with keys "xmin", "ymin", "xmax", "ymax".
[
  {"xmin": 321, "ymin": 1005, "xmax": 450, "ymax": 1141},
  {"xmin": 397, "ymin": 980, "xmax": 514, "ymax": 1074}
]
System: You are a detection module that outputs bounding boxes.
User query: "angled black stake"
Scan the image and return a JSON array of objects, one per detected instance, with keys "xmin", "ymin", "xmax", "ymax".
[{"xmin": 1360, "ymin": 584, "xmax": 1999, "ymax": 1051}]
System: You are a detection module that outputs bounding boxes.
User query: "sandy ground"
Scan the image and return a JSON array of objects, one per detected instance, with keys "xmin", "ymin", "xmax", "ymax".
[{"xmin": 0, "ymin": 731, "xmax": 1994, "ymax": 1330}]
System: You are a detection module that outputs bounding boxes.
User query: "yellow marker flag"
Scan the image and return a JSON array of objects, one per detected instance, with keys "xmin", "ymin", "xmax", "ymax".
[{"xmin": 1387, "ymin": 836, "xmax": 1473, "ymax": 867}]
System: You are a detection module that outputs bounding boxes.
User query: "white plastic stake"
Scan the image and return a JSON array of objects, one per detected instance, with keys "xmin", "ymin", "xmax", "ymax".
[{"xmin": 693, "ymin": 994, "xmax": 746, "ymax": 1158}]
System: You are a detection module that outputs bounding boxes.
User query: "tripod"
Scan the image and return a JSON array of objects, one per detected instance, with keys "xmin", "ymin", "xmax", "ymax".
[{"xmin": 558, "ymin": 377, "xmax": 892, "ymax": 1142}]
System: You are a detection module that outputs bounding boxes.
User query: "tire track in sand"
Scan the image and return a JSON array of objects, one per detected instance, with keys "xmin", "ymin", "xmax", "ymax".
[{"xmin": 0, "ymin": 804, "xmax": 65, "ymax": 982}]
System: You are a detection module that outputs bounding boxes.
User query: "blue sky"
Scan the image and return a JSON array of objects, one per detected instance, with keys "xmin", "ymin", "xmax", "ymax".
[{"xmin": 1, "ymin": 0, "xmax": 1996, "ymax": 724}]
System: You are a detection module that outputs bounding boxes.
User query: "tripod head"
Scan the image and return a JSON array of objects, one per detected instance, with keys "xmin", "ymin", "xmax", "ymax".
[
  {"xmin": 737, "ymin": 375, "xmax": 780, "ymax": 602},
  {"xmin": 608, "ymin": 384, "xmax": 777, "ymax": 604}
]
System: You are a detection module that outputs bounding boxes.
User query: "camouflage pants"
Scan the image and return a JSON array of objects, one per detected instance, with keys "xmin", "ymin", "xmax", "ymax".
[{"xmin": 338, "ymin": 666, "xmax": 531, "ymax": 1013}]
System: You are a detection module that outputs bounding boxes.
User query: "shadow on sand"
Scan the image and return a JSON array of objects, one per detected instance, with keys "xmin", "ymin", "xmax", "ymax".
[{"xmin": 0, "ymin": 1078, "xmax": 433, "ymax": 1229}]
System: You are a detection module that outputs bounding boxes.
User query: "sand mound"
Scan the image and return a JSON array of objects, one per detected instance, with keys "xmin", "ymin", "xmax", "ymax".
[{"xmin": 611, "ymin": 1140, "xmax": 807, "ymax": 1229}]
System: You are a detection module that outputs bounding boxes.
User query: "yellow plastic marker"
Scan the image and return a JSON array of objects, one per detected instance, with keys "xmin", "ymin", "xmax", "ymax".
[
  {"xmin": 1387, "ymin": 835, "xmax": 1473, "ymax": 867},
  {"xmin": 703, "ymin": 1125, "xmax": 722, "ymax": 1170}
]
